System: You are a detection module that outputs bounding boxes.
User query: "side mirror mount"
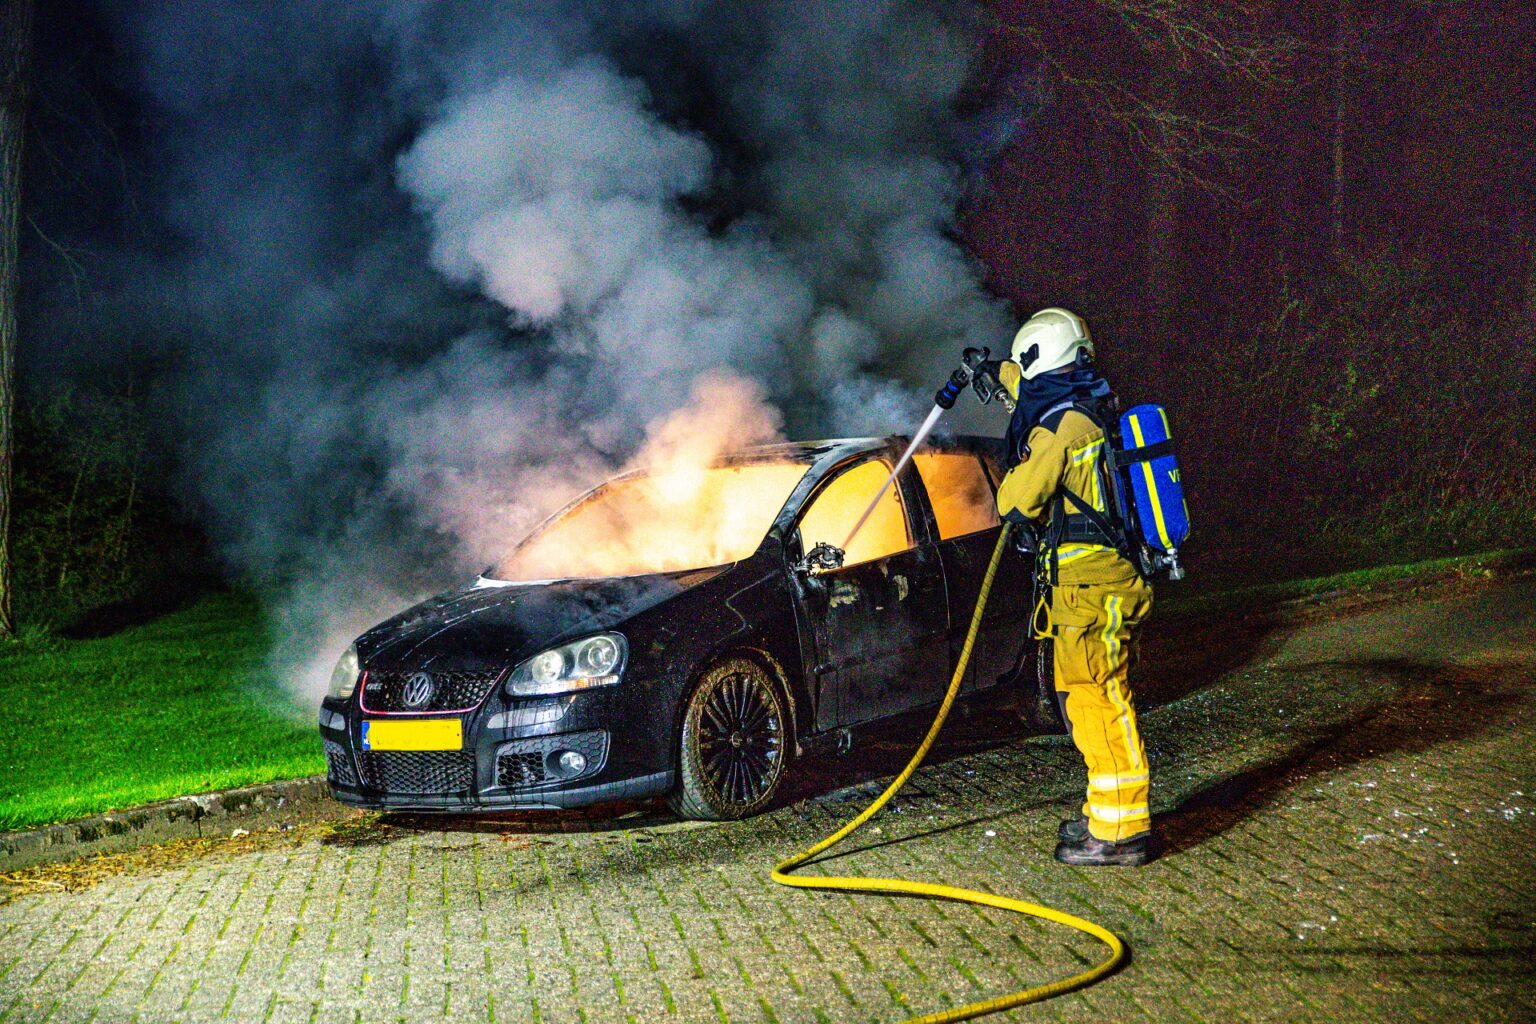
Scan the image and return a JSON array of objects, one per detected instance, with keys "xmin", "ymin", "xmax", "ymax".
[{"xmin": 795, "ymin": 542, "xmax": 845, "ymax": 577}]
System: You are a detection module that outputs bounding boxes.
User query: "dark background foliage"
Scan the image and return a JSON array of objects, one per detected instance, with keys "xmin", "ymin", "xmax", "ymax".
[
  {"xmin": 968, "ymin": 0, "xmax": 1536, "ymax": 578},
  {"xmin": 14, "ymin": 0, "xmax": 1536, "ymax": 625}
]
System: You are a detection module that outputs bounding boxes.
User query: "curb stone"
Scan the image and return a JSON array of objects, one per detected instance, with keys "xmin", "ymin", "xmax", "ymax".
[{"xmin": 0, "ymin": 776, "xmax": 344, "ymax": 872}]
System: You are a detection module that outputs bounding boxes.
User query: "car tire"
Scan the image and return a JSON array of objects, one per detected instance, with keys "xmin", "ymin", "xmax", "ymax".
[
  {"xmin": 1030, "ymin": 638, "xmax": 1069, "ymax": 734},
  {"xmin": 670, "ymin": 657, "xmax": 790, "ymax": 821}
]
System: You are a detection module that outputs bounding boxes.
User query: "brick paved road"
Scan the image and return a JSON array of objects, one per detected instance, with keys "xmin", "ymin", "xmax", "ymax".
[{"xmin": 3, "ymin": 580, "xmax": 1534, "ymax": 1023}]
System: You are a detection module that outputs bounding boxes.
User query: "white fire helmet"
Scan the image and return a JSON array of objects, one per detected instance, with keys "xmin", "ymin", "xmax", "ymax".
[{"xmin": 1010, "ymin": 307, "xmax": 1094, "ymax": 379}]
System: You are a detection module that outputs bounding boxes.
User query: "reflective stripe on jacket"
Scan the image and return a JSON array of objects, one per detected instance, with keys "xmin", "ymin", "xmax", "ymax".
[{"xmin": 994, "ymin": 363, "xmax": 1137, "ymax": 585}]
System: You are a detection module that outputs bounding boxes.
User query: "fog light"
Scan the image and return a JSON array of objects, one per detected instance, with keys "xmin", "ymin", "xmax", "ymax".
[{"xmin": 556, "ymin": 750, "xmax": 587, "ymax": 775}]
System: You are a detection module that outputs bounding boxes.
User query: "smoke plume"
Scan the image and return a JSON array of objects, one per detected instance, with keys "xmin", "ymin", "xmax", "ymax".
[{"xmin": 43, "ymin": 1, "xmax": 1013, "ymax": 700}]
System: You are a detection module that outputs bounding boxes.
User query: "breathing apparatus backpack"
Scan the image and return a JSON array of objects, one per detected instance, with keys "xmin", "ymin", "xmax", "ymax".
[{"xmin": 1046, "ymin": 398, "xmax": 1190, "ymax": 582}]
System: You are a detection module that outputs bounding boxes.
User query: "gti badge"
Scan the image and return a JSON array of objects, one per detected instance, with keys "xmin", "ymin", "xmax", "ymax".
[{"xmin": 401, "ymin": 671, "xmax": 436, "ymax": 709}]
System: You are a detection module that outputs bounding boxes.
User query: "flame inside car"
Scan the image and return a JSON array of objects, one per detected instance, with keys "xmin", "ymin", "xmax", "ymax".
[
  {"xmin": 487, "ymin": 370, "xmax": 835, "ymax": 582},
  {"xmin": 491, "ymin": 442, "xmax": 995, "ymax": 582},
  {"xmin": 492, "ymin": 460, "xmax": 811, "ymax": 581}
]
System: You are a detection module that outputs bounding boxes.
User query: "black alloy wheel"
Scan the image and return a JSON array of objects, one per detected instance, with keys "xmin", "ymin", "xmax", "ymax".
[{"xmin": 671, "ymin": 657, "xmax": 788, "ymax": 820}]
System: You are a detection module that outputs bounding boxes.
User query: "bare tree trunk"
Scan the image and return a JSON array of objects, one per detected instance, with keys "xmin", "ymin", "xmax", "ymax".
[
  {"xmin": 1522, "ymin": 227, "xmax": 1536, "ymax": 345},
  {"xmin": 1331, "ymin": 0, "xmax": 1353, "ymax": 257},
  {"xmin": 0, "ymin": 0, "xmax": 35, "ymax": 639}
]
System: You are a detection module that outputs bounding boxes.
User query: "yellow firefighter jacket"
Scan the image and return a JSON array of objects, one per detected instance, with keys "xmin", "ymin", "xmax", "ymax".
[{"xmin": 994, "ymin": 362, "xmax": 1138, "ymax": 585}]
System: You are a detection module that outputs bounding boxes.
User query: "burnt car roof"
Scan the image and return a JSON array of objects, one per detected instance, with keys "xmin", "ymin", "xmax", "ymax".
[
  {"xmin": 749, "ymin": 434, "xmax": 1004, "ymax": 534},
  {"xmin": 589, "ymin": 433, "xmax": 1000, "ymax": 486},
  {"xmin": 725, "ymin": 433, "xmax": 1000, "ymax": 465},
  {"xmin": 582, "ymin": 433, "xmax": 1004, "ymax": 503}
]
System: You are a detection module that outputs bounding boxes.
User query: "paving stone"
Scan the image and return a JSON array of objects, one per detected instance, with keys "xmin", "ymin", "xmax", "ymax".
[{"xmin": 2, "ymin": 581, "xmax": 1534, "ymax": 1022}]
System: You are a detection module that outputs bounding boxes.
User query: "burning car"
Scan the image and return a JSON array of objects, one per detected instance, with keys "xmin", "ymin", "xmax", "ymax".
[{"xmin": 318, "ymin": 436, "xmax": 1033, "ymax": 819}]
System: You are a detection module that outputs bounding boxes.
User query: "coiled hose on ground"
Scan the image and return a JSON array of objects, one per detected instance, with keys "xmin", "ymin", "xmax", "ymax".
[{"xmin": 771, "ymin": 523, "xmax": 1126, "ymax": 1023}]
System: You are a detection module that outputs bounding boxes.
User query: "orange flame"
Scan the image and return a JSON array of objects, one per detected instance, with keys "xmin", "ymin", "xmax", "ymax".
[{"xmin": 493, "ymin": 373, "xmax": 803, "ymax": 580}]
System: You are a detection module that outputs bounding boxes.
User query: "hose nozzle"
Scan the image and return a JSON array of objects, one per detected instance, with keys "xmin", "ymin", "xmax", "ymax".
[
  {"xmin": 934, "ymin": 365, "xmax": 972, "ymax": 410},
  {"xmin": 936, "ymin": 346, "xmax": 1011, "ymax": 411}
]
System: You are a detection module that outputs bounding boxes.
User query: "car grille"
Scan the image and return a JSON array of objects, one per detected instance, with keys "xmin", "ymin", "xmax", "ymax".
[
  {"xmin": 356, "ymin": 751, "xmax": 476, "ymax": 794},
  {"xmin": 323, "ymin": 739, "xmax": 359, "ymax": 788},
  {"xmin": 495, "ymin": 730, "xmax": 609, "ymax": 790},
  {"xmin": 498, "ymin": 752, "xmax": 546, "ymax": 788},
  {"xmin": 360, "ymin": 668, "xmax": 501, "ymax": 713}
]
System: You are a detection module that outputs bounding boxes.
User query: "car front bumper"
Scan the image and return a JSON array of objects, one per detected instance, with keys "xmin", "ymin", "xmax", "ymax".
[{"xmin": 318, "ymin": 685, "xmax": 676, "ymax": 811}]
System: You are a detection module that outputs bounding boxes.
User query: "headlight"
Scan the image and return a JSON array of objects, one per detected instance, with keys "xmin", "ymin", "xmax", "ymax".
[
  {"xmin": 327, "ymin": 644, "xmax": 361, "ymax": 700},
  {"xmin": 508, "ymin": 633, "xmax": 628, "ymax": 697},
  {"xmin": 530, "ymin": 649, "xmax": 565, "ymax": 686}
]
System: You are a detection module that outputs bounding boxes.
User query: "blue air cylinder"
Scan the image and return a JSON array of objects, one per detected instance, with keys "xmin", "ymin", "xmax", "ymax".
[{"xmin": 1119, "ymin": 404, "xmax": 1190, "ymax": 562}]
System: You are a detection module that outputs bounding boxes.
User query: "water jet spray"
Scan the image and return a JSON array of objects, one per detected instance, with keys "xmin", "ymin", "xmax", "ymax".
[{"xmin": 841, "ymin": 347, "xmax": 1013, "ymax": 551}]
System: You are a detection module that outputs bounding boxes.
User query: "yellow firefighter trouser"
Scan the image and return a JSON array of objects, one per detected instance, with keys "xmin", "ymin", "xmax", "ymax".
[{"xmin": 1050, "ymin": 578, "xmax": 1154, "ymax": 843}]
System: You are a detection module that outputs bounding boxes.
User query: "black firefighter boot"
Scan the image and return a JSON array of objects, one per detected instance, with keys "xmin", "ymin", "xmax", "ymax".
[
  {"xmin": 1054, "ymin": 829, "xmax": 1153, "ymax": 867},
  {"xmin": 1058, "ymin": 817, "xmax": 1089, "ymax": 842}
]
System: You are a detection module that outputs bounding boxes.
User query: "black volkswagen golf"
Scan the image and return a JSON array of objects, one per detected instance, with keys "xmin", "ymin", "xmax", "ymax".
[{"xmin": 318, "ymin": 436, "xmax": 1034, "ymax": 820}]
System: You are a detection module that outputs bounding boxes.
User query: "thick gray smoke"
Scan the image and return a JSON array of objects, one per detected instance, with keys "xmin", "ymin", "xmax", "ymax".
[{"xmin": 75, "ymin": 1, "xmax": 1011, "ymax": 699}]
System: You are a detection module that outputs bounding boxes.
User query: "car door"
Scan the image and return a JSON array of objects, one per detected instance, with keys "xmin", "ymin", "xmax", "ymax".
[
  {"xmin": 911, "ymin": 447, "xmax": 1034, "ymax": 697},
  {"xmin": 969, "ymin": 447, "xmax": 1035, "ymax": 691},
  {"xmin": 790, "ymin": 456, "xmax": 949, "ymax": 726}
]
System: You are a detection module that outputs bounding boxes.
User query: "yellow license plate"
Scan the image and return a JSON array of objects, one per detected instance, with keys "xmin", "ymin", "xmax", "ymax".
[{"xmin": 361, "ymin": 718, "xmax": 462, "ymax": 751}]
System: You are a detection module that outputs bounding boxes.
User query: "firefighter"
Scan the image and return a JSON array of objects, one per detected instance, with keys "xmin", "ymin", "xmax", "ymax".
[{"xmin": 994, "ymin": 308, "xmax": 1155, "ymax": 867}]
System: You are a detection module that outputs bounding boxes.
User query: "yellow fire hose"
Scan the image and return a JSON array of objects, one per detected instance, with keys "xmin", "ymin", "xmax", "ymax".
[{"xmin": 771, "ymin": 524, "xmax": 1125, "ymax": 1022}]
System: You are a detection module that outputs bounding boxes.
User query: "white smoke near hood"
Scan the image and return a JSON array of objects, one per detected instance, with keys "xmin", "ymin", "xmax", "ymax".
[{"xmin": 85, "ymin": 0, "xmax": 1014, "ymax": 702}]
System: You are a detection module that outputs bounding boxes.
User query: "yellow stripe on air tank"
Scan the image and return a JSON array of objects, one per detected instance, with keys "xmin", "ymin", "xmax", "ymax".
[
  {"xmin": 1158, "ymin": 406, "xmax": 1190, "ymax": 521},
  {"xmin": 1128, "ymin": 413, "xmax": 1174, "ymax": 550}
]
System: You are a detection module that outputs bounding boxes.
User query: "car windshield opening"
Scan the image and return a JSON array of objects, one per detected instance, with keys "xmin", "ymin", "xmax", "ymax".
[{"xmin": 492, "ymin": 461, "xmax": 811, "ymax": 581}]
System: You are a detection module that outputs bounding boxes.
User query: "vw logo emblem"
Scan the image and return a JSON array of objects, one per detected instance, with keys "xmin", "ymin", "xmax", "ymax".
[{"xmin": 401, "ymin": 671, "xmax": 436, "ymax": 709}]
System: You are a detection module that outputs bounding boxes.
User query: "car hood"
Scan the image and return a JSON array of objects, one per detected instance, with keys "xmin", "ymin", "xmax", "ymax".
[{"xmin": 354, "ymin": 566, "xmax": 728, "ymax": 674}]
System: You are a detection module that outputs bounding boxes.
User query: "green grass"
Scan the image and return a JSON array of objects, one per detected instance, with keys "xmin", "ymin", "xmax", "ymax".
[
  {"xmin": 2, "ymin": 545, "xmax": 1531, "ymax": 833},
  {"xmin": 0, "ymin": 593, "xmax": 322, "ymax": 832},
  {"xmin": 1157, "ymin": 548, "xmax": 1532, "ymax": 622}
]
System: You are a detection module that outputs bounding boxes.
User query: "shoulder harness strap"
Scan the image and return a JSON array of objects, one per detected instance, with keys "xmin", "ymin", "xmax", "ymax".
[{"xmin": 1043, "ymin": 399, "xmax": 1138, "ymax": 577}]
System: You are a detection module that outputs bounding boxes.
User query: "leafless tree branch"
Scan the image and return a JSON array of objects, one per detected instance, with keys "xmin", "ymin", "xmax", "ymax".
[
  {"xmin": 988, "ymin": 1, "xmax": 1295, "ymax": 196},
  {"xmin": 25, "ymin": 213, "xmax": 87, "ymax": 309}
]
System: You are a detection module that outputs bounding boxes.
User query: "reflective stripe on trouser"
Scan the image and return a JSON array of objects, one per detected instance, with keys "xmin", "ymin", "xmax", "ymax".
[{"xmin": 1051, "ymin": 577, "xmax": 1154, "ymax": 843}]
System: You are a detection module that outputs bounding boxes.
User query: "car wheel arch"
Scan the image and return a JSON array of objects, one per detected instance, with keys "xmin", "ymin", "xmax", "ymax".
[{"xmin": 671, "ymin": 643, "xmax": 802, "ymax": 768}]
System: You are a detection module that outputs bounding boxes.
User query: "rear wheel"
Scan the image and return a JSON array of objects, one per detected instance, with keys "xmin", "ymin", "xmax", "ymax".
[{"xmin": 670, "ymin": 657, "xmax": 788, "ymax": 820}]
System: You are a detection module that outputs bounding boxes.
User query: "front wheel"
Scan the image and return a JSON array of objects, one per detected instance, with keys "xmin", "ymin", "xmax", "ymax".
[{"xmin": 670, "ymin": 657, "xmax": 789, "ymax": 820}]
